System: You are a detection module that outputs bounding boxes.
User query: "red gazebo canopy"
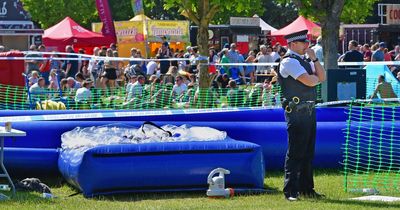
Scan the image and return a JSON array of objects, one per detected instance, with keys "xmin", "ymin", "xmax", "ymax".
[
  {"xmin": 270, "ymin": 16, "xmax": 321, "ymax": 46},
  {"xmin": 43, "ymin": 17, "xmax": 114, "ymax": 53}
]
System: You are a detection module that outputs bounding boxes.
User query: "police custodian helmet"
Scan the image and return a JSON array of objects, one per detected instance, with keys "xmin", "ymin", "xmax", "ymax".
[{"xmin": 284, "ymin": 29, "xmax": 310, "ymax": 43}]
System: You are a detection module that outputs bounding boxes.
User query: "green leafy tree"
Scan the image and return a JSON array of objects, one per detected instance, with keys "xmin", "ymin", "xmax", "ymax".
[
  {"xmin": 109, "ymin": 0, "xmax": 133, "ymax": 21},
  {"xmin": 21, "ymin": 0, "xmax": 98, "ymax": 28},
  {"xmin": 143, "ymin": 0, "xmax": 183, "ymax": 20},
  {"xmin": 163, "ymin": 0, "xmax": 264, "ymax": 92},
  {"xmin": 260, "ymin": 1, "xmax": 298, "ymax": 29},
  {"xmin": 281, "ymin": 0, "xmax": 378, "ymax": 103},
  {"xmin": 110, "ymin": 0, "xmax": 184, "ymax": 21},
  {"xmin": 281, "ymin": 0, "xmax": 378, "ymax": 69},
  {"xmin": 22, "ymin": 0, "xmax": 187, "ymax": 29}
]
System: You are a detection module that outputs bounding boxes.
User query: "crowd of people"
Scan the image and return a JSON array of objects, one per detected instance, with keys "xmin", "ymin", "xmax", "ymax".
[
  {"xmin": 5, "ymin": 38, "xmax": 398, "ymax": 109},
  {"xmin": 334, "ymin": 39, "xmax": 399, "ymax": 98},
  {"xmin": 21, "ymin": 42, "xmax": 285, "ymax": 109},
  {"xmin": 332, "ymin": 40, "xmax": 400, "ymax": 79}
]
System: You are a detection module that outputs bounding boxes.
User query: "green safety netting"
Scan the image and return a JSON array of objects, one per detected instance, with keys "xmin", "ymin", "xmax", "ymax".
[
  {"xmin": 0, "ymin": 83, "xmax": 324, "ymax": 110},
  {"xmin": 343, "ymin": 101, "xmax": 400, "ymax": 194},
  {"xmin": 2, "ymin": 75, "xmax": 399, "ymax": 111}
]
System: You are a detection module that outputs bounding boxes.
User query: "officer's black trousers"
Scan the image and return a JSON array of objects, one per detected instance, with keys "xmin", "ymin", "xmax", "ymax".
[{"xmin": 283, "ymin": 108, "xmax": 316, "ymax": 196}]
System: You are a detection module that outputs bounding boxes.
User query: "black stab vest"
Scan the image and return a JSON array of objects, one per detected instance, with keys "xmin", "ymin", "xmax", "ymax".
[{"xmin": 278, "ymin": 54, "xmax": 317, "ymax": 102}]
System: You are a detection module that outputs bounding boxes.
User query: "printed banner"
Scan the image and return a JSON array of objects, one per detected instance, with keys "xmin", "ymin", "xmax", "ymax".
[
  {"xmin": 95, "ymin": 0, "xmax": 116, "ymax": 41},
  {"xmin": 387, "ymin": 4, "xmax": 400, "ymax": 25},
  {"xmin": 92, "ymin": 21, "xmax": 146, "ymax": 57},
  {"xmin": 147, "ymin": 20, "xmax": 189, "ymax": 42},
  {"xmin": 131, "ymin": 0, "xmax": 144, "ymax": 15},
  {"xmin": 92, "ymin": 21, "xmax": 144, "ymax": 44},
  {"xmin": 114, "ymin": 21, "xmax": 145, "ymax": 43}
]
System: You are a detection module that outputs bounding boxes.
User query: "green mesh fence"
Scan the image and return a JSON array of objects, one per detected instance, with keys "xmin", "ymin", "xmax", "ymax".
[
  {"xmin": 343, "ymin": 101, "xmax": 400, "ymax": 194},
  {"xmin": 0, "ymin": 84, "xmax": 29, "ymax": 110},
  {"xmin": 0, "ymin": 83, "xmax": 303, "ymax": 110}
]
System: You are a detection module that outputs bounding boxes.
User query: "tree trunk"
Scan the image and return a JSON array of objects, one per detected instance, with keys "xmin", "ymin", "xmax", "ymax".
[
  {"xmin": 320, "ymin": 0, "xmax": 344, "ymax": 69},
  {"xmin": 195, "ymin": 22, "xmax": 214, "ymax": 108},
  {"xmin": 321, "ymin": 16, "xmax": 340, "ymax": 70},
  {"xmin": 197, "ymin": 21, "xmax": 210, "ymax": 89}
]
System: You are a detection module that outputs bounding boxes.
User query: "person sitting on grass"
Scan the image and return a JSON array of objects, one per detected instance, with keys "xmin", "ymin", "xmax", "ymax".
[
  {"xmin": 60, "ymin": 78, "xmax": 68, "ymax": 92},
  {"xmin": 187, "ymin": 74, "xmax": 197, "ymax": 88},
  {"xmin": 262, "ymin": 79, "xmax": 274, "ymax": 106},
  {"xmin": 29, "ymin": 77, "xmax": 47, "ymax": 101},
  {"xmin": 150, "ymin": 83, "xmax": 173, "ymax": 109},
  {"xmin": 149, "ymin": 77, "xmax": 162, "ymax": 98},
  {"xmin": 75, "ymin": 72, "xmax": 85, "ymax": 87},
  {"xmin": 67, "ymin": 77, "xmax": 81, "ymax": 90},
  {"xmin": 134, "ymin": 83, "xmax": 173, "ymax": 109},
  {"xmin": 75, "ymin": 79, "xmax": 93, "ymax": 102},
  {"xmin": 163, "ymin": 66, "xmax": 179, "ymax": 84},
  {"xmin": 182, "ymin": 83, "xmax": 196, "ymax": 108},
  {"xmin": 226, "ymin": 80, "xmax": 246, "ymax": 107},
  {"xmin": 125, "ymin": 74, "xmax": 137, "ymax": 100},
  {"xmin": 191, "ymin": 86, "xmax": 218, "ymax": 108},
  {"xmin": 172, "ymin": 75, "xmax": 188, "ymax": 102},
  {"xmin": 370, "ymin": 75, "xmax": 397, "ymax": 99},
  {"xmin": 143, "ymin": 75, "xmax": 158, "ymax": 100},
  {"xmin": 215, "ymin": 73, "xmax": 230, "ymax": 95},
  {"xmin": 125, "ymin": 75, "xmax": 146, "ymax": 107},
  {"xmin": 248, "ymin": 83, "xmax": 264, "ymax": 107}
]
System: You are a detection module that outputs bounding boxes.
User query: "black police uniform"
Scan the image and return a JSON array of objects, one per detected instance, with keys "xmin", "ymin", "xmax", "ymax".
[{"xmin": 278, "ymin": 53, "xmax": 317, "ymax": 199}]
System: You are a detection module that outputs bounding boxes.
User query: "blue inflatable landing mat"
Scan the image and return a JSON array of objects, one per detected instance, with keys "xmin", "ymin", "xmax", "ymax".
[{"xmin": 58, "ymin": 140, "xmax": 265, "ymax": 197}]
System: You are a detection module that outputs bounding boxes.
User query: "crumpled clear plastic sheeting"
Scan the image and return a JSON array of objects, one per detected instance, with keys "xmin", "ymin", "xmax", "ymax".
[
  {"xmin": 61, "ymin": 124, "xmax": 136, "ymax": 150},
  {"xmin": 161, "ymin": 124, "xmax": 227, "ymax": 142},
  {"xmin": 61, "ymin": 123, "xmax": 227, "ymax": 150}
]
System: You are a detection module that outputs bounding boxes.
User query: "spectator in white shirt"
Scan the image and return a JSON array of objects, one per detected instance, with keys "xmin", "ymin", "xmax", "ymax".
[
  {"xmin": 29, "ymin": 77, "xmax": 47, "ymax": 101},
  {"xmin": 311, "ymin": 36, "xmax": 323, "ymax": 62},
  {"xmin": 172, "ymin": 75, "xmax": 188, "ymax": 101},
  {"xmin": 126, "ymin": 75, "xmax": 146, "ymax": 102},
  {"xmin": 75, "ymin": 79, "xmax": 93, "ymax": 102},
  {"xmin": 146, "ymin": 60, "xmax": 158, "ymax": 76},
  {"xmin": 255, "ymin": 45, "xmax": 274, "ymax": 73},
  {"xmin": 271, "ymin": 44, "xmax": 281, "ymax": 62}
]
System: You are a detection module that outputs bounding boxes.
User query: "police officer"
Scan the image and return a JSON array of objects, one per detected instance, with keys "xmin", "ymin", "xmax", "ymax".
[{"xmin": 278, "ymin": 30, "xmax": 326, "ymax": 201}]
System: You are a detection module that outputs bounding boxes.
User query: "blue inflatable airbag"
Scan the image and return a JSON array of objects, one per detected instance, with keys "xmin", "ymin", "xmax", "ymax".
[
  {"xmin": 4, "ymin": 147, "xmax": 59, "ymax": 176},
  {"xmin": 58, "ymin": 140, "xmax": 265, "ymax": 197}
]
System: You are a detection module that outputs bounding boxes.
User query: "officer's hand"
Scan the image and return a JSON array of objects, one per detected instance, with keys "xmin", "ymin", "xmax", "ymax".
[{"xmin": 305, "ymin": 48, "xmax": 317, "ymax": 60}]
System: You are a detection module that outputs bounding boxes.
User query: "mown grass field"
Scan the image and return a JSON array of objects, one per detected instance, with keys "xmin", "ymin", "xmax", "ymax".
[{"xmin": 1, "ymin": 170, "xmax": 400, "ymax": 210}]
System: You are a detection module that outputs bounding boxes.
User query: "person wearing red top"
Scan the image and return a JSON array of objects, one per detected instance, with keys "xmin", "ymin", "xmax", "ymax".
[
  {"xmin": 384, "ymin": 48, "xmax": 392, "ymax": 61},
  {"xmin": 38, "ymin": 45, "xmax": 51, "ymax": 85},
  {"xmin": 362, "ymin": 44, "xmax": 372, "ymax": 62}
]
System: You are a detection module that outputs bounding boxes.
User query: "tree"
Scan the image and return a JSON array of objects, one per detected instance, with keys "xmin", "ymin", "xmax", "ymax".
[
  {"xmin": 162, "ymin": 0, "xmax": 263, "ymax": 92},
  {"xmin": 143, "ymin": 0, "xmax": 183, "ymax": 20},
  {"xmin": 22, "ymin": 0, "xmax": 187, "ymax": 29},
  {"xmin": 260, "ymin": 1, "xmax": 298, "ymax": 29},
  {"xmin": 109, "ymin": 0, "xmax": 133, "ymax": 21},
  {"xmin": 21, "ymin": 0, "xmax": 98, "ymax": 28},
  {"xmin": 110, "ymin": 0, "xmax": 185, "ymax": 21},
  {"xmin": 281, "ymin": 0, "xmax": 378, "ymax": 69}
]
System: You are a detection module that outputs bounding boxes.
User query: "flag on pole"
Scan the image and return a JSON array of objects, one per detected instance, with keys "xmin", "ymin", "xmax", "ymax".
[
  {"xmin": 95, "ymin": 0, "xmax": 116, "ymax": 42},
  {"xmin": 131, "ymin": 0, "xmax": 144, "ymax": 15}
]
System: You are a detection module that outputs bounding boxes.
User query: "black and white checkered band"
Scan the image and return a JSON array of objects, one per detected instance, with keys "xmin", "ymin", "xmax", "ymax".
[{"xmin": 287, "ymin": 34, "xmax": 307, "ymax": 43}]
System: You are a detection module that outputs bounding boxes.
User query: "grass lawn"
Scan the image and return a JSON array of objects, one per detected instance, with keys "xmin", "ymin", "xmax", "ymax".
[{"xmin": 1, "ymin": 170, "xmax": 400, "ymax": 210}]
